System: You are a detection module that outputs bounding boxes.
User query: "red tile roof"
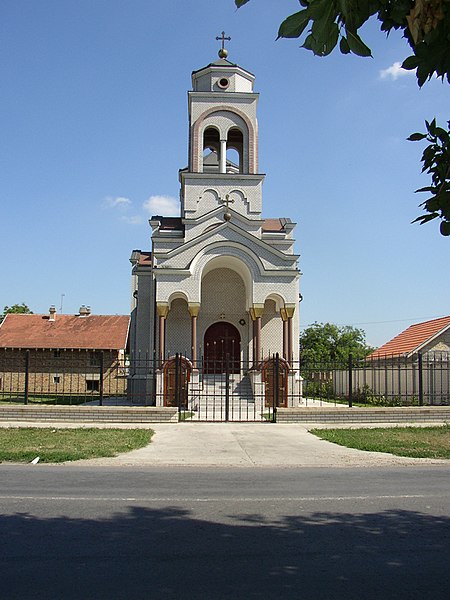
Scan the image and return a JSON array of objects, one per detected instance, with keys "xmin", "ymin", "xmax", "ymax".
[
  {"xmin": 369, "ymin": 316, "xmax": 450, "ymax": 359},
  {"xmin": 262, "ymin": 218, "xmax": 285, "ymax": 232},
  {"xmin": 0, "ymin": 314, "xmax": 130, "ymax": 350}
]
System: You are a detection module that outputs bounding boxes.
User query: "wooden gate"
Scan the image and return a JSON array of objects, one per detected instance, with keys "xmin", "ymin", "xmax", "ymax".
[
  {"xmin": 163, "ymin": 355, "xmax": 192, "ymax": 407},
  {"xmin": 261, "ymin": 356, "xmax": 289, "ymax": 408}
]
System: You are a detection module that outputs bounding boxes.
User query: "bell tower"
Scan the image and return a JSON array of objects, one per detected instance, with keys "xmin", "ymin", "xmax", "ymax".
[{"xmin": 180, "ymin": 34, "xmax": 265, "ymax": 223}]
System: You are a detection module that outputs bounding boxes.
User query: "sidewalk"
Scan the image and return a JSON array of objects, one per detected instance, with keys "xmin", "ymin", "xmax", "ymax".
[{"xmin": 66, "ymin": 422, "xmax": 449, "ymax": 468}]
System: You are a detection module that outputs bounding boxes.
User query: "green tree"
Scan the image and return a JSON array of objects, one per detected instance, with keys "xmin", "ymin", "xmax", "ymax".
[
  {"xmin": 300, "ymin": 322, "xmax": 373, "ymax": 365},
  {"xmin": 1, "ymin": 303, "xmax": 33, "ymax": 323},
  {"xmin": 235, "ymin": 0, "xmax": 450, "ymax": 235}
]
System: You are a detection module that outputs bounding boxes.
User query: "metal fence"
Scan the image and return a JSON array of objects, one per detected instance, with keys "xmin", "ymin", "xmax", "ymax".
[
  {"xmin": 301, "ymin": 352, "xmax": 450, "ymax": 407},
  {"xmin": 1, "ymin": 350, "xmax": 449, "ymax": 419}
]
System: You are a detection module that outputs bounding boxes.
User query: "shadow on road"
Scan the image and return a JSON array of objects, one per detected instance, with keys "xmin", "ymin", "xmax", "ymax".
[{"xmin": 1, "ymin": 506, "xmax": 449, "ymax": 599}]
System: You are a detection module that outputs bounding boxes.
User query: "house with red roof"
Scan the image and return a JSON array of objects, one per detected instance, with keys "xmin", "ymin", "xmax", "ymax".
[
  {"xmin": 369, "ymin": 316, "xmax": 450, "ymax": 360},
  {"xmin": 0, "ymin": 306, "xmax": 130, "ymax": 400}
]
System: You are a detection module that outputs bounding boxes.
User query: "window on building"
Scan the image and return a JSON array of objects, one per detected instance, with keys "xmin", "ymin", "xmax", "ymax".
[
  {"xmin": 86, "ymin": 379, "xmax": 100, "ymax": 392},
  {"xmin": 53, "ymin": 376, "xmax": 61, "ymax": 385},
  {"xmin": 89, "ymin": 352, "xmax": 102, "ymax": 367}
]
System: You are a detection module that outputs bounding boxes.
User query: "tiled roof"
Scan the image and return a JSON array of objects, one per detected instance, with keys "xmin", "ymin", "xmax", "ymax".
[
  {"xmin": 369, "ymin": 316, "xmax": 450, "ymax": 359},
  {"xmin": 262, "ymin": 218, "xmax": 286, "ymax": 232},
  {"xmin": 0, "ymin": 314, "xmax": 130, "ymax": 350}
]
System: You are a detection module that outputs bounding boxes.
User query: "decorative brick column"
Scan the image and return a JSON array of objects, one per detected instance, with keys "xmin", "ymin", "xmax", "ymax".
[
  {"xmin": 188, "ymin": 303, "xmax": 201, "ymax": 367},
  {"xmin": 156, "ymin": 303, "xmax": 169, "ymax": 364},
  {"xmin": 250, "ymin": 304, "xmax": 264, "ymax": 365},
  {"xmin": 284, "ymin": 304, "xmax": 296, "ymax": 365}
]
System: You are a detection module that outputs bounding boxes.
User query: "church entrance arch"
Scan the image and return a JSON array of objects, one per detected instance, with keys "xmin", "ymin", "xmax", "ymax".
[{"xmin": 204, "ymin": 322, "xmax": 240, "ymax": 374}]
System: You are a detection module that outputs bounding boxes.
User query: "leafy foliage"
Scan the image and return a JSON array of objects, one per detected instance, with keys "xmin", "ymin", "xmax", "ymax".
[
  {"xmin": 235, "ymin": 0, "xmax": 450, "ymax": 85},
  {"xmin": 408, "ymin": 119, "xmax": 450, "ymax": 235},
  {"xmin": 235, "ymin": 0, "xmax": 450, "ymax": 235},
  {"xmin": 300, "ymin": 322, "xmax": 373, "ymax": 366},
  {"xmin": 1, "ymin": 303, "xmax": 33, "ymax": 323}
]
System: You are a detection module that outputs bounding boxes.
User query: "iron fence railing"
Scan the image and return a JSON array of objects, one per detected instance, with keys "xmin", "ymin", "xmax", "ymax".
[{"xmin": 0, "ymin": 350, "xmax": 449, "ymax": 415}]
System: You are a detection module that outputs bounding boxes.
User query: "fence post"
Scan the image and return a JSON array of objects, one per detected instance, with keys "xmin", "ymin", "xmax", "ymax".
[
  {"xmin": 24, "ymin": 349, "xmax": 30, "ymax": 405},
  {"xmin": 348, "ymin": 353, "xmax": 353, "ymax": 408},
  {"xmin": 418, "ymin": 352, "xmax": 424, "ymax": 406},
  {"xmin": 225, "ymin": 353, "xmax": 230, "ymax": 422},
  {"xmin": 99, "ymin": 351, "xmax": 104, "ymax": 406},
  {"xmin": 175, "ymin": 353, "xmax": 181, "ymax": 414},
  {"xmin": 274, "ymin": 353, "xmax": 279, "ymax": 422}
]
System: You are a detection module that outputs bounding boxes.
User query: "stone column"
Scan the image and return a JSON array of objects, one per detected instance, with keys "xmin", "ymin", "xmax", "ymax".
[
  {"xmin": 250, "ymin": 304, "xmax": 264, "ymax": 365},
  {"xmin": 280, "ymin": 308, "xmax": 288, "ymax": 360},
  {"xmin": 156, "ymin": 303, "xmax": 169, "ymax": 364},
  {"xmin": 188, "ymin": 303, "xmax": 201, "ymax": 367},
  {"xmin": 220, "ymin": 139, "xmax": 227, "ymax": 173}
]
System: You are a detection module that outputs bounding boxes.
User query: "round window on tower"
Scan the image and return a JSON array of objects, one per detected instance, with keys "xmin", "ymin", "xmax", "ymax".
[{"xmin": 217, "ymin": 77, "xmax": 230, "ymax": 90}]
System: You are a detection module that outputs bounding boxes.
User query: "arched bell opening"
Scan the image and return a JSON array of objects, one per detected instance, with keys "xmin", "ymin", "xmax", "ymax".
[
  {"xmin": 202, "ymin": 127, "xmax": 220, "ymax": 172},
  {"xmin": 226, "ymin": 127, "xmax": 243, "ymax": 173}
]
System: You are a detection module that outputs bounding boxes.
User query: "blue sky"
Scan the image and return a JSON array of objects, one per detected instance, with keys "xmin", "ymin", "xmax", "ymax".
[{"xmin": 1, "ymin": 0, "xmax": 448, "ymax": 348}]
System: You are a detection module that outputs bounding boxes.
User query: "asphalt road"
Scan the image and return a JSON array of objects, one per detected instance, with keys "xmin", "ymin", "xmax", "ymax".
[{"xmin": 1, "ymin": 465, "xmax": 450, "ymax": 599}]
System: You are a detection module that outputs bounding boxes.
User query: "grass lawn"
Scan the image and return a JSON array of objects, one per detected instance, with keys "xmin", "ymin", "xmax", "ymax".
[
  {"xmin": 311, "ymin": 425, "xmax": 450, "ymax": 459},
  {"xmin": 0, "ymin": 428, "xmax": 154, "ymax": 463}
]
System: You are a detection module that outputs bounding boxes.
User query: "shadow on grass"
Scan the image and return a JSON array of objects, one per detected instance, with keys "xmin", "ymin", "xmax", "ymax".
[{"xmin": 1, "ymin": 505, "xmax": 449, "ymax": 599}]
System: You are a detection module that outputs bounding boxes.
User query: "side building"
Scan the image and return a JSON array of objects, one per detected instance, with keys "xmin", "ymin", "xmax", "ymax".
[{"xmin": 0, "ymin": 307, "xmax": 130, "ymax": 401}]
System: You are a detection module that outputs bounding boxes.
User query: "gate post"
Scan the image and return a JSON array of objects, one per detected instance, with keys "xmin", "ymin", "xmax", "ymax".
[
  {"xmin": 418, "ymin": 352, "xmax": 424, "ymax": 406},
  {"xmin": 175, "ymin": 353, "xmax": 181, "ymax": 414},
  {"xmin": 225, "ymin": 352, "xmax": 230, "ymax": 422},
  {"xmin": 99, "ymin": 351, "xmax": 104, "ymax": 406},
  {"xmin": 24, "ymin": 349, "xmax": 30, "ymax": 405},
  {"xmin": 348, "ymin": 353, "xmax": 353, "ymax": 408},
  {"xmin": 274, "ymin": 353, "xmax": 280, "ymax": 422}
]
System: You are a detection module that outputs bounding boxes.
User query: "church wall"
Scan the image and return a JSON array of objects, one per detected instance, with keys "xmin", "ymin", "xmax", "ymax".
[
  {"xmin": 261, "ymin": 299, "xmax": 283, "ymax": 358},
  {"xmin": 166, "ymin": 298, "xmax": 191, "ymax": 358},
  {"xmin": 131, "ymin": 271, "xmax": 155, "ymax": 360},
  {"xmin": 181, "ymin": 175, "xmax": 263, "ymax": 218}
]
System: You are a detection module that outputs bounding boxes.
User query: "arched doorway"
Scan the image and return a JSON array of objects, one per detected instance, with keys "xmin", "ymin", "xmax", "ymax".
[{"xmin": 204, "ymin": 322, "xmax": 240, "ymax": 374}]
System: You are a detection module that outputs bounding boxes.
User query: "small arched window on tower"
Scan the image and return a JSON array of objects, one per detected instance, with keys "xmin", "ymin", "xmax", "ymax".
[
  {"xmin": 202, "ymin": 127, "xmax": 220, "ymax": 173},
  {"xmin": 226, "ymin": 128, "xmax": 243, "ymax": 173}
]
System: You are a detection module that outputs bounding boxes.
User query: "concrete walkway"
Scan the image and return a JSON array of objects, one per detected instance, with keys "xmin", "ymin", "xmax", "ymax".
[{"xmin": 69, "ymin": 422, "xmax": 448, "ymax": 468}]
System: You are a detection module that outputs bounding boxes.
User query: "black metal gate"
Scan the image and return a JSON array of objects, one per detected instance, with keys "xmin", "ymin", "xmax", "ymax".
[{"xmin": 171, "ymin": 353, "xmax": 285, "ymax": 422}]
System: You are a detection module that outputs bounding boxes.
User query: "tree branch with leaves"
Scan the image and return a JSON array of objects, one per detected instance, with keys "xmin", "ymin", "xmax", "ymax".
[{"xmin": 235, "ymin": 0, "xmax": 450, "ymax": 235}]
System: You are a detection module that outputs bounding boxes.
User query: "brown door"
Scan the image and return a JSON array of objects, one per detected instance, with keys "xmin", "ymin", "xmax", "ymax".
[
  {"xmin": 262, "ymin": 357, "xmax": 289, "ymax": 408},
  {"xmin": 163, "ymin": 357, "xmax": 190, "ymax": 407},
  {"xmin": 204, "ymin": 322, "xmax": 240, "ymax": 374}
]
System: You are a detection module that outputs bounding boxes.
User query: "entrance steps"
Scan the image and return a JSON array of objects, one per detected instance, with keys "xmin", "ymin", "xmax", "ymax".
[{"xmin": 187, "ymin": 374, "xmax": 266, "ymax": 421}]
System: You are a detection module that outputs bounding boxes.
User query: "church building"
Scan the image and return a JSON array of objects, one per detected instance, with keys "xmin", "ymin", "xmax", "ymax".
[{"xmin": 129, "ymin": 40, "xmax": 301, "ymax": 409}]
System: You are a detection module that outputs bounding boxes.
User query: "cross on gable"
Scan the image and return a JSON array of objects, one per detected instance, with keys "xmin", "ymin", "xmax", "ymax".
[{"xmin": 220, "ymin": 194, "xmax": 235, "ymax": 209}]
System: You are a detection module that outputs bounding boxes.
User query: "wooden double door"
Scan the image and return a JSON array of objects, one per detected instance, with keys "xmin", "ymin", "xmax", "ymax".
[{"xmin": 204, "ymin": 322, "xmax": 240, "ymax": 374}]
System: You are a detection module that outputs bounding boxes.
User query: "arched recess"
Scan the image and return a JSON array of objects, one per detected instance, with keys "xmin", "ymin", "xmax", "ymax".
[{"xmin": 190, "ymin": 244, "xmax": 265, "ymax": 306}]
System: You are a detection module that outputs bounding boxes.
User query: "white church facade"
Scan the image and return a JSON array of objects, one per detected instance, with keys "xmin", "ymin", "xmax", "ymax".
[{"xmin": 129, "ymin": 44, "xmax": 301, "ymax": 410}]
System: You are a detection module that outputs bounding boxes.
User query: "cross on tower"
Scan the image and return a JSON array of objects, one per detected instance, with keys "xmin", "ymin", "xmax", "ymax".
[{"xmin": 216, "ymin": 31, "xmax": 231, "ymax": 58}]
